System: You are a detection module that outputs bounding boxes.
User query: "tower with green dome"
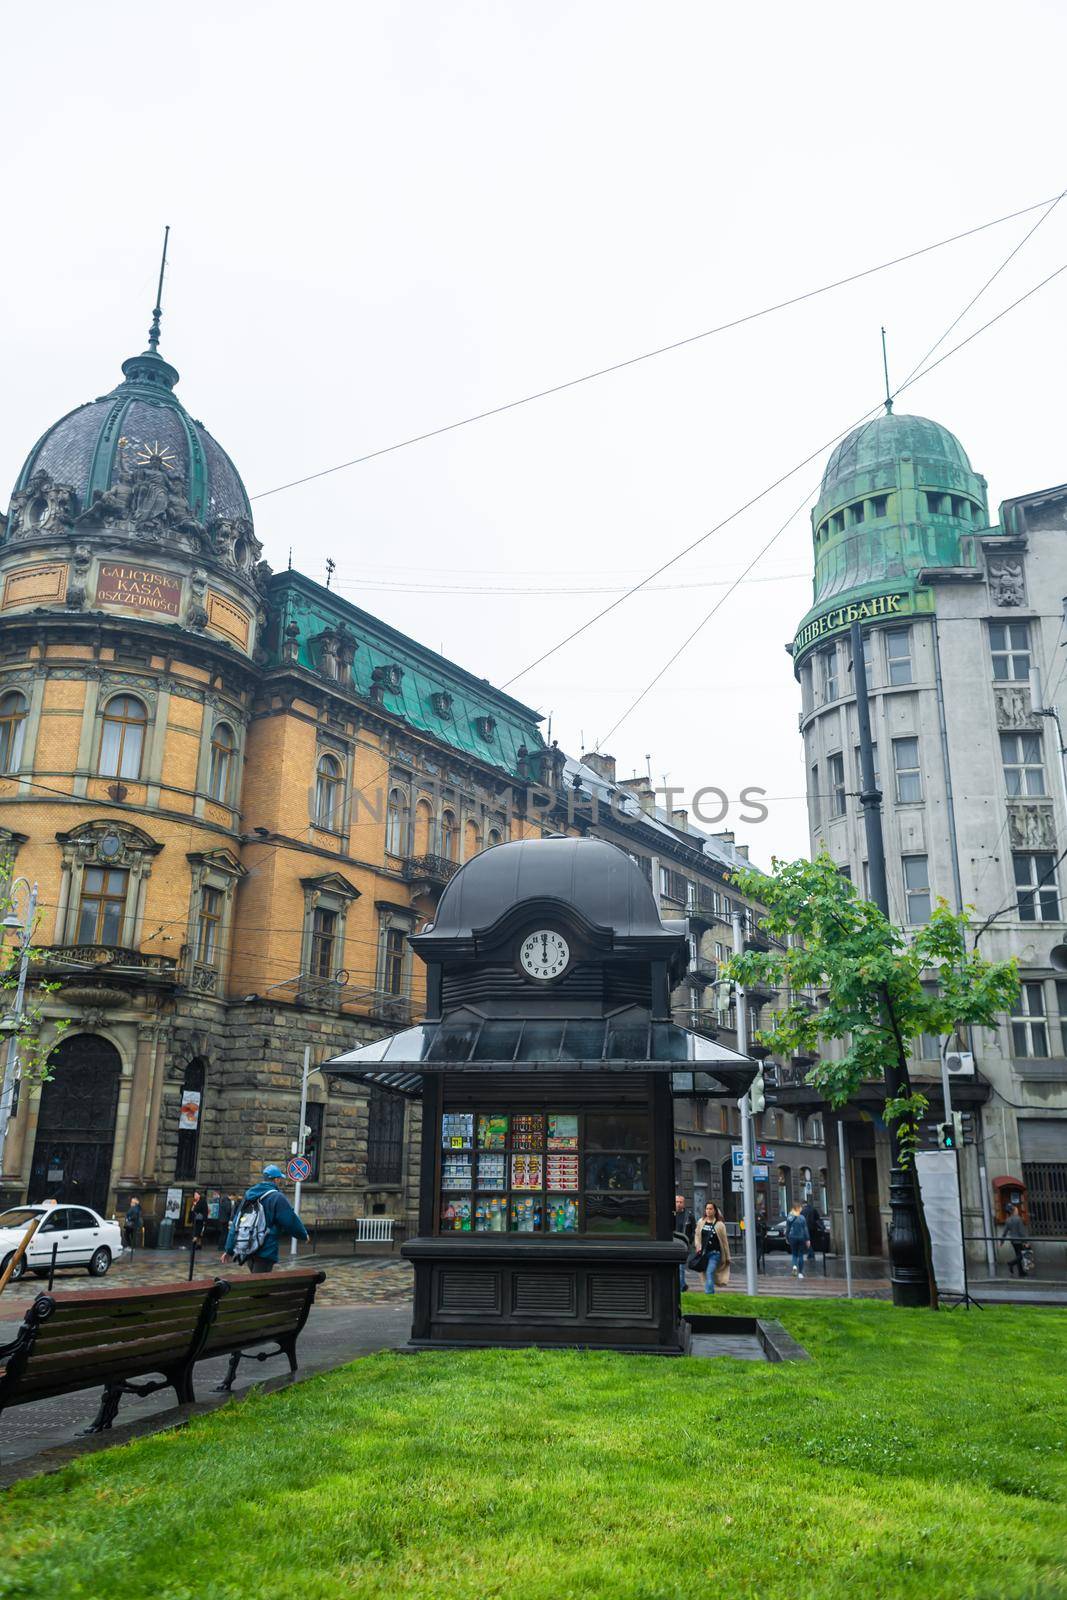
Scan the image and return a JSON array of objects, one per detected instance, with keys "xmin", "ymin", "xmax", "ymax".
[{"xmin": 791, "ymin": 409, "xmax": 988, "ymax": 665}]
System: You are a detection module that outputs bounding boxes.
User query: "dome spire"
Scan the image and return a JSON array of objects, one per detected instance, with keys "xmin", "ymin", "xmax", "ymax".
[
  {"xmin": 883, "ymin": 321, "xmax": 895, "ymax": 412},
  {"xmin": 147, "ymin": 225, "xmax": 170, "ymax": 354}
]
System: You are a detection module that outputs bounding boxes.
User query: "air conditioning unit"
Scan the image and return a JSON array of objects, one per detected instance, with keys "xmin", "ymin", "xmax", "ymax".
[{"xmin": 945, "ymin": 1051, "xmax": 976, "ymax": 1078}]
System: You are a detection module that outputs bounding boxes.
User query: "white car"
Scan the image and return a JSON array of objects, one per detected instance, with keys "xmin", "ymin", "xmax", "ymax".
[{"xmin": 0, "ymin": 1204, "xmax": 124, "ymax": 1281}]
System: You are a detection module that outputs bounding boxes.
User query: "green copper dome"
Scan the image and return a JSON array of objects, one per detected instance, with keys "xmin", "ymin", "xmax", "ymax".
[
  {"xmin": 792, "ymin": 409, "xmax": 988, "ymax": 665},
  {"xmin": 820, "ymin": 412, "xmax": 975, "ymax": 500}
]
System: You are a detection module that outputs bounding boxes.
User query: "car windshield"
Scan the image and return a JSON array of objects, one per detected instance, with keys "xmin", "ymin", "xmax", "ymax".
[{"xmin": 0, "ymin": 1208, "xmax": 41, "ymax": 1228}]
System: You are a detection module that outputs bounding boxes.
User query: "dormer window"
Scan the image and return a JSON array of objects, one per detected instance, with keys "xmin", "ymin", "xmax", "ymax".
[
  {"xmin": 475, "ymin": 715, "xmax": 496, "ymax": 742},
  {"xmin": 431, "ymin": 691, "xmax": 454, "ymax": 718}
]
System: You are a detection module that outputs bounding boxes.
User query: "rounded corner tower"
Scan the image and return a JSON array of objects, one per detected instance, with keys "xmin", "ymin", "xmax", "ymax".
[
  {"xmin": 1, "ymin": 318, "xmax": 271, "ymax": 659},
  {"xmin": 791, "ymin": 407, "xmax": 988, "ymax": 672}
]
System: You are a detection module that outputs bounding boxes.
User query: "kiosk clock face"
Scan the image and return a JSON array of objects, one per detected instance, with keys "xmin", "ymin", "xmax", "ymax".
[{"xmin": 519, "ymin": 929, "xmax": 570, "ymax": 981}]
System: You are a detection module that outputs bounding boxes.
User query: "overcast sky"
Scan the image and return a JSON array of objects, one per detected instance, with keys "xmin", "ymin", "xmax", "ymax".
[{"xmin": 3, "ymin": 2, "xmax": 1066, "ymax": 863}]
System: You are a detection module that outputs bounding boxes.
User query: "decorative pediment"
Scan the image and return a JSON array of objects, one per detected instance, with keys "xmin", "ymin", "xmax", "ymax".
[
  {"xmin": 300, "ymin": 871, "xmax": 361, "ymax": 902},
  {"xmin": 56, "ymin": 819, "xmax": 162, "ymax": 862},
  {"xmin": 186, "ymin": 847, "xmax": 246, "ymax": 879}
]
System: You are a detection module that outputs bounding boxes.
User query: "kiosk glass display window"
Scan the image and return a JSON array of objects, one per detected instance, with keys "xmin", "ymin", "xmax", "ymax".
[{"xmin": 439, "ymin": 1107, "xmax": 652, "ymax": 1236}]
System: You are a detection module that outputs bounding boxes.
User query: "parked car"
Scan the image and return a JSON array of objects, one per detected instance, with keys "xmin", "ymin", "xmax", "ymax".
[
  {"xmin": 763, "ymin": 1215, "xmax": 831, "ymax": 1254},
  {"xmin": 0, "ymin": 1204, "xmax": 124, "ymax": 1280}
]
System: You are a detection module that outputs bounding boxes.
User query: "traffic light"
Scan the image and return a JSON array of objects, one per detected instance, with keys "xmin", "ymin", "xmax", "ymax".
[
  {"xmin": 937, "ymin": 1121, "xmax": 957, "ymax": 1151},
  {"xmin": 749, "ymin": 1067, "xmax": 766, "ymax": 1116}
]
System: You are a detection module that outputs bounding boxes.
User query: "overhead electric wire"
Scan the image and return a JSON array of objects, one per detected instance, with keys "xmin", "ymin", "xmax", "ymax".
[
  {"xmin": 506, "ymin": 250, "xmax": 1067, "ymax": 704},
  {"xmin": 249, "ymin": 195, "xmax": 1060, "ymax": 504}
]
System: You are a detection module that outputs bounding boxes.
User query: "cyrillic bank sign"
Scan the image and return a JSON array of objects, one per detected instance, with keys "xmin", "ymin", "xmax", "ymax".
[{"xmin": 793, "ymin": 590, "xmax": 911, "ymax": 659}]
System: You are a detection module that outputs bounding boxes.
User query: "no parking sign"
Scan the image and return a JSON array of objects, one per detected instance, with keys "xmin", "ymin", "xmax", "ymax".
[{"xmin": 287, "ymin": 1155, "xmax": 312, "ymax": 1183}]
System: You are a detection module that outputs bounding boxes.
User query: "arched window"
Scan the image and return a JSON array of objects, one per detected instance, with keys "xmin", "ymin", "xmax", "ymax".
[
  {"xmin": 314, "ymin": 753, "xmax": 344, "ymax": 829},
  {"xmin": 440, "ymin": 809, "xmax": 458, "ymax": 860},
  {"xmin": 99, "ymin": 695, "xmax": 147, "ymax": 780},
  {"xmin": 777, "ymin": 1165, "xmax": 792, "ymax": 1218},
  {"xmin": 464, "ymin": 819, "xmax": 480, "ymax": 860},
  {"xmin": 819, "ymin": 1167, "xmax": 829, "ymax": 1213},
  {"xmin": 487, "ymin": 827, "xmax": 503, "ymax": 849},
  {"xmin": 386, "ymin": 788, "xmax": 409, "ymax": 855},
  {"xmin": 175, "ymin": 1059, "xmax": 206, "ymax": 1180},
  {"xmin": 208, "ymin": 722, "xmax": 237, "ymax": 803},
  {"xmin": 0, "ymin": 692, "xmax": 27, "ymax": 776},
  {"xmin": 800, "ymin": 1166, "xmax": 814, "ymax": 1201},
  {"xmin": 414, "ymin": 798, "xmax": 433, "ymax": 856}
]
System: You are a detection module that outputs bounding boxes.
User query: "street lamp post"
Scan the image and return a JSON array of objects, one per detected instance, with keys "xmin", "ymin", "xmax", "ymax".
[
  {"xmin": 851, "ymin": 621, "xmax": 930, "ymax": 1308},
  {"xmin": 0, "ymin": 880, "xmax": 39, "ymax": 1183},
  {"xmin": 290, "ymin": 1044, "xmax": 312, "ymax": 1256}
]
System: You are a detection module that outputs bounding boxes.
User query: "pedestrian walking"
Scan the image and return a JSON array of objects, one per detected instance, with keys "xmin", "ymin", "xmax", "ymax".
[
  {"xmin": 1000, "ymin": 1203, "xmax": 1030, "ymax": 1277},
  {"xmin": 672, "ymin": 1193, "xmax": 696, "ymax": 1295},
  {"xmin": 694, "ymin": 1202, "xmax": 729, "ymax": 1295},
  {"xmin": 189, "ymin": 1190, "xmax": 209, "ymax": 1249},
  {"xmin": 786, "ymin": 1203, "xmax": 810, "ymax": 1279},
  {"xmin": 801, "ymin": 1197, "xmax": 822, "ymax": 1263},
  {"xmin": 222, "ymin": 1163, "xmax": 308, "ymax": 1274},
  {"xmin": 216, "ymin": 1190, "xmax": 233, "ymax": 1246},
  {"xmin": 123, "ymin": 1196, "xmax": 143, "ymax": 1250}
]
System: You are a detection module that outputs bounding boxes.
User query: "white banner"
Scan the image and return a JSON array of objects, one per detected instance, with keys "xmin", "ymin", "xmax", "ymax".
[{"xmin": 915, "ymin": 1150, "xmax": 966, "ymax": 1299}]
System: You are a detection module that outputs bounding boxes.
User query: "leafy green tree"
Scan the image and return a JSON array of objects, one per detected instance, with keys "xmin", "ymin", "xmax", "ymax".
[{"xmin": 725, "ymin": 852, "xmax": 1018, "ymax": 1164}]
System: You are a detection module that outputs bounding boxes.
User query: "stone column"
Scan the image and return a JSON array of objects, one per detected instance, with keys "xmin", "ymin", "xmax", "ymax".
[
  {"xmin": 141, "ymin": 1028, "xmax": 170, "ymax": 1183},
  {"xmin": 119, "ymin": 1020, "xmax": 158, "ymax": 1183}
]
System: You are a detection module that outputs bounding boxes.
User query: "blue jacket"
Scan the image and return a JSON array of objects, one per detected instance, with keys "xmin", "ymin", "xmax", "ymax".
[
  {"xmin": 785, "ymin": 1213, "xmax": 810, "ymax": 1247},
  {"xmin": 225, "ymin": 1180, "xmax": 308, "ymax": 1263}
]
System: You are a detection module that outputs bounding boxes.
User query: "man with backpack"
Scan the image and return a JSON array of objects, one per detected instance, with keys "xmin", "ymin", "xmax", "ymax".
[{"xmin": 222, "ymin": 1163, "xmax": 308, "ymax": 1273}]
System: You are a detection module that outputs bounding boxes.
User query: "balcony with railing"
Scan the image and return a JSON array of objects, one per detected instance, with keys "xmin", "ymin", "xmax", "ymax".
[
  {"xmin": 403, "ymin": 854, "xmax": 461, "ymax": 895},
  {"xmin": 34, "ymin": 945, "xmax": 179, "ymax": 986}
]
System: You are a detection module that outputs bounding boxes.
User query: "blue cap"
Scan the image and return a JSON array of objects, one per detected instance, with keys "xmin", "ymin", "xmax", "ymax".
[{"xmin": 263, "ymin": 1163, "xmax": 285, "ymax": 1179}]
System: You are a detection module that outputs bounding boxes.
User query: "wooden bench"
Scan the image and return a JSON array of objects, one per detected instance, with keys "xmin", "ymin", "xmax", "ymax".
[
  {"xmin": 0, "ymin": 1267, "xmax": 326, "ymax": 1437},
  {"xmin": 0, "ymin": 1278, "xmax": 229, "ymax": 1434},
  {"xmin": 201, "ymin": 1269, "xmax": 326, "ymax": 1392}
]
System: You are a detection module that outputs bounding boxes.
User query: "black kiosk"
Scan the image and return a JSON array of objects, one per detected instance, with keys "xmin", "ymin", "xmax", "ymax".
[{"xmin": 326, "ymin": 837, "xmax": 756, "ymax": 1355}]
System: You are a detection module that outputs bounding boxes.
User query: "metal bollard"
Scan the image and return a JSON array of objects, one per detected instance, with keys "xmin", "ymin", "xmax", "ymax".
[
  {"xmin": 187, "ymin": 1239, "xmax": 198, "ymax": 1282},
  {"xmin": 47, "ymin": 1241, "xmax": 58, "ymax": 1292}
]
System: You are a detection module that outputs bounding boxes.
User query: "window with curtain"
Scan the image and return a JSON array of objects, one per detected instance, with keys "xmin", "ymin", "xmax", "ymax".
[
  {"xmin": 383, "ymin": 926, "xmax": 407, "ymax": 995},
  {"xmin": 0, "ymin": 692, "xmax": 27, "ymax": 775},
  {"xmin": 893, "ymin": 737, "xmax": 922, "ymax": 803},
  {"xmin": 98, "ymin": 695, "xmax": 148, "ymax": 780},
  {"xmin": 903, "ymin": 855, "xmax": 931, "ymax": 924},
  {"xmin": 314, "ymin": 753, "xmax": 344, "ymax": 829},
  {"xmin": 884, "ymin": 628, "xmax": 913, "ymax": 685},
  {"xmin": 208, "ymin": 723, "xmax": 237, "ymax": 803},
  {"xmin": 1014, "ymin": 853, "xmax": 1059, "ymax": 922},
  {"xmin": 385, "ymin": 788, "xmax": 408, "ymax": 854},
  {"xmin": 75, "ymin": 866, "xmax": 129, "ymax": 945},
  {"xmin": 1001, "ymin": 731, "xmax": 1046, "ymax": 797}
]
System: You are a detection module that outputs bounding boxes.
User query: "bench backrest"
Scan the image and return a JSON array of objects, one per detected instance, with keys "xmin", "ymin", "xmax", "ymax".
[
  {"xmin": 199, "ymin": 1269, "xmax": 325, "ymax": 1359},
  {"xmin": 0, "ymin": 1279, "xmax": 225, "ymax": 1408}
]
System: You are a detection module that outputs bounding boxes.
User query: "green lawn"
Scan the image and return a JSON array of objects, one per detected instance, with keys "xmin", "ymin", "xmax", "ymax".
[{"xmin": 0, "ymin": 1296, "xmax": 1064, "ymax": 1600}]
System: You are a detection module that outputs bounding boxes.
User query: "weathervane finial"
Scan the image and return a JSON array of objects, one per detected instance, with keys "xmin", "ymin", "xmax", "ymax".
[
  {"xmin": 881, "ymin": 325, "xmax": 893, "ymax": 414},
  {"xmin": 147, "ymin": 226, "xmax": 171, "ymax": 353}
]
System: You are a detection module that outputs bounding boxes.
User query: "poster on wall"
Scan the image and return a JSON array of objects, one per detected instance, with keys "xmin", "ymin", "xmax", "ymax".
[
  {"xmin": 178, "ymin": 1090, "xmax": 202, "ymax": 1131},
  {"xmin": 164, "ymin": 1187, "xmax": 183, "ymax": 1221}
]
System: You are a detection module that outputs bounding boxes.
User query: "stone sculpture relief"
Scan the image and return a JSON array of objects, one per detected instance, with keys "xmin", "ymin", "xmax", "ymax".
[
  {"xmin": 1008, "ymin": 803, "xmax": 1056, "ymax": 850},
  {"xmin": 7, "ymin": 471, "xmax": 78, "ymax": 539},
  {"xmin": 988, "ymin": 556, "xmax": 1026, "ymax": 607},
  {"xmin": 994, "ymin": 685, "xmax": 1040, "ymax": 731}
]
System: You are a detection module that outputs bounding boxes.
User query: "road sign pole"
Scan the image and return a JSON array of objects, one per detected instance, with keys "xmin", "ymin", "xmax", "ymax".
[
  {"xmin": 291, "ymin": 1045, "xmax": 311, "ymax": 1257},
  {"xmin": 733, "ymin": 911, "xmax": 758, "ymax": 1297}
]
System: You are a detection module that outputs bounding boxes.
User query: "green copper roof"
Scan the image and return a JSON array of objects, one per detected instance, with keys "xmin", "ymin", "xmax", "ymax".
[
  {"xmin": 793, "ymin": 411, "xmax": 988, "ymax": 665},
  {"xmin": 820, "ymin": 412, "xmax": 975, "ymax": 501},
  {"xmin": 268, "ymin": 571, "xmax": 547, "ymax": 780}
]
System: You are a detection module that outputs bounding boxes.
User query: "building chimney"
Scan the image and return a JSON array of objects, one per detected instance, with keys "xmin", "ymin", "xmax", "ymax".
[
  {"xmin": 619, "ymin": 775, "xmax": 655, "ymax": 815},
  {"xmin": 671, "ymin": 808, "xmax": 689, "ymax": 832},
  {"xmin": 711, "ymin": 830, "xmax": 736, "ymax": 848},
  {"xmin": 581, "ymin": 751, "xmax": 616, "ymax": 784},
  {"xmin": 736, "ymin": 843, "xmax": 749, "ymax": 860}
]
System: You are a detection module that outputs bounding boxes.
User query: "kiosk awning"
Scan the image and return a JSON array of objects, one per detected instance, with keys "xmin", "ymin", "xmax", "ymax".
[{"xmin": 323, "ymin": 1013, "xmax": 756, "ymax": 1099}]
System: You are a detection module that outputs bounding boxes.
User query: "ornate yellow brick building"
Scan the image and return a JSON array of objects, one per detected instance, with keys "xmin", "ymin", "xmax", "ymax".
[{"xmin": 0, "ymin": 314, "xmax": 556, "ymax": 1238}]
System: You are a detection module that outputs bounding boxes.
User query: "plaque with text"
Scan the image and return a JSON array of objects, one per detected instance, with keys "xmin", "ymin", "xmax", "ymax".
[{"xmin": 96, "ymin": 563, "xmax": 182, "ymax": 616}]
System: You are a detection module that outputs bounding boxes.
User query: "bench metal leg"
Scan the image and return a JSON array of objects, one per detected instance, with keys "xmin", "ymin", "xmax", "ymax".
[
  {"xmin": 85, "ymin": 1384, "xmax": 124, "ymax": 1434},
  {"xmin": 215, "ymin": 1351, "xmax": 242, "ymax": 1393}
]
